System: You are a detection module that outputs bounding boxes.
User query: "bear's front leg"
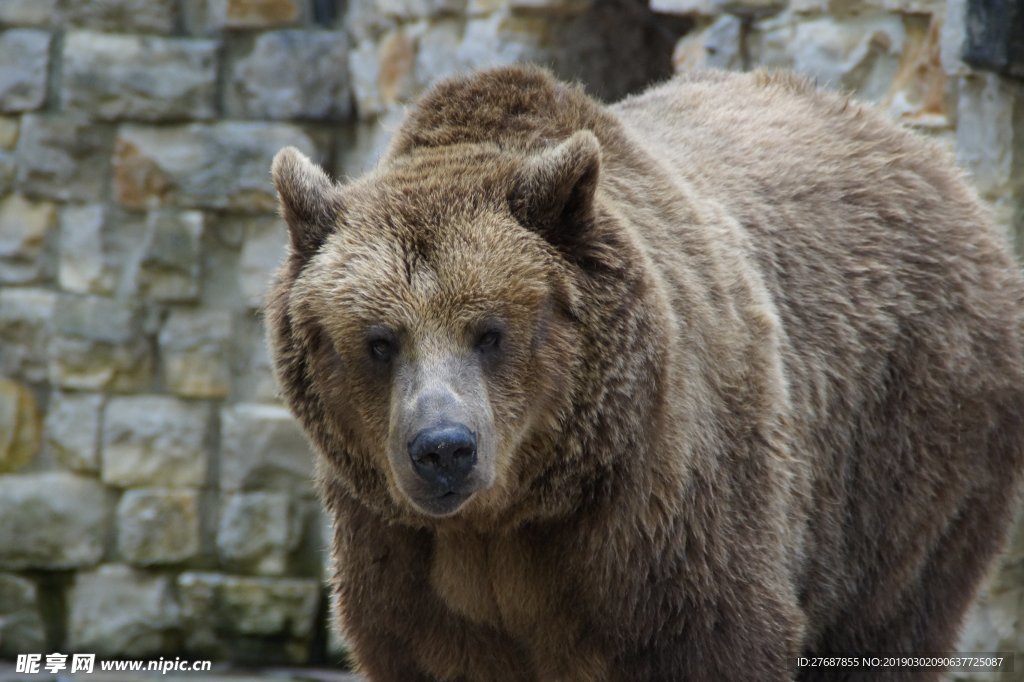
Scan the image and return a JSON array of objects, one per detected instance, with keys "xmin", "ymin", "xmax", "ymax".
[
  {"xmin": 327, "ymin": 501, "xmax": 432, "ymax": 681},
  {"xmin": 602, "ymin": 585, "xmax": 802, "ymax": 679},
  {"xmin": 607, "ymin": 582, "xmax": 805, "ymax": 682},
  {"xmin": 330, "ymin": 499, "xmax": 534, "ymax": 682},
  {"xmin": 578, "ymin": 515, "xmax": 805, "ymax": 682}
]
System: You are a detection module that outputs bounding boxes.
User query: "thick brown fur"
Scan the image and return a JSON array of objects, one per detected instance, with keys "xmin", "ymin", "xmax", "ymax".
[{"xmin": 265, "ymin": 65, "xmax": 1024, "ymax": 681}]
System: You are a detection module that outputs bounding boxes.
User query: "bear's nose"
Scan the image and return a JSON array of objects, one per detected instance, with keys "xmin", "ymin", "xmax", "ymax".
[{"xmin": 408, "ymin": 424, "xmax": 477, "ymax": 492}]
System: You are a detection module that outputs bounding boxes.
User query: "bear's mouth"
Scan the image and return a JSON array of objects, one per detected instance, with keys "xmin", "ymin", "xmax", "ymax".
[{"xmin": 411, "ymin": 489, "xmax": 474, "ymax": 518}]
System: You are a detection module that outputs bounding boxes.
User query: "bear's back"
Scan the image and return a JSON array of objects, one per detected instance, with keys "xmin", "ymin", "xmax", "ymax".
[
  {"xmin": 613, "ymin": 69, "xmax": 1024, "ymax": 425},
  {"xmin": 613, "ymin": 69, "xmax": 1024, "ymax": 635}
]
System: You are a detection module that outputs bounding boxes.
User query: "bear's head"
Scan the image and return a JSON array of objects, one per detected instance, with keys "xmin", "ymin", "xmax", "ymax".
[{"xmin": 267, "ymin": 129, "xmax": 647, "ymax": 526}]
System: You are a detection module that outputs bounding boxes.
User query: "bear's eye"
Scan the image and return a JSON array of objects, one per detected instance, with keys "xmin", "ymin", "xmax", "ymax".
[
  {"xmin": 367, "ymin": 336, "xmax": 395, "ymax": 363},
  {"xmin": 476, "ymin": 328, "xmax": 502, "ymax": 352}
]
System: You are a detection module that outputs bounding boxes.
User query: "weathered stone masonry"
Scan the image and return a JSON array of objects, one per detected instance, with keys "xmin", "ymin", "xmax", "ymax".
[{"xmin": 0, "ymin": 0, "xmax": 1020, "ymax": 671}]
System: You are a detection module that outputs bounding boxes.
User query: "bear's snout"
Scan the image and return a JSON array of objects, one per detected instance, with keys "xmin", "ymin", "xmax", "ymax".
[
  {"xmin": 389, "ymin": 364, "xmax": 496, "ymax": 517},
  {"xmin": 408, "ymin": 423, "xmax": 478, "ymax": 493}
]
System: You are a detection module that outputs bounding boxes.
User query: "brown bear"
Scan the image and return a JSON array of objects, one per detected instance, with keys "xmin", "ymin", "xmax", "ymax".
[{"xmin": 265, "ymin": 65, "xmax": 1024, "ymax": 682}]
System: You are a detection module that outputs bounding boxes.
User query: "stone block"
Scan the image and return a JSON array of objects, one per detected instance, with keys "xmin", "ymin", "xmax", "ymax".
[
  {"xmin": 159, "ymin": 308, "xmax": 232, "ymax": 398},
  {"xmin": 878, "ymin": 16, "xmax": 950, "ymax": 129},
  {"xmin": 0, "ymin": 287, "xmax": 56, "ymax": 382},
  {"xmin": 0, "ymin": 119, "xmax": 17, "ymax": 193},
  {"xmin": 228, "ymin": 30, "xmax": 350, "ymax": 120},
  {"xmin": 178, "ymin": 572, "xmax": 321, "ymax": 662},
  {"xmin": 232, "ymin": 315, "xmax": 282, "ymax": 403},
  {"xmin": 955, "ymin": 73, "xmax": 1024, "ymax": 199},
  {"xmin": 746, "ymin": 12, "xmax": 795, "ymax": 69},
  {"xmin": 310, "ymin": 0, "xmax": 342, "ymax": 26},
  {"xmin": 0, "ymin": 378, "xmax": 41, "ymax": 473},
  {"xmin": 510, "ymin": 0, "xmax": 592, "ymax": 12},
  {"xmin": 652, "ymin": 0, "xmax": 712, "ymax": 12},
  {"xmin": 16, "ymin": 114, "xmax": 113, "ymax": 202},
  {"xmin": 0, "ymin": 0, "xmax": 58, "ymax": 26},
  {"xmin": 866, "ymin": 0, "xmax": 941, "ymax": 11},
  {"xmin": 113, "ymin": 122, "xmax": 318, "ymax": 212},
  {"xmin": 0, "ymin": 153, "xmax": 14, "ymax": 195},
  {"xmin": 412, "ymin": 18, "xmax": 464, "ymax": 92},
  {"xmin": 51, "ymin": 292, "xmax": 150, "ymax": 346},
  {"xmin": 238, "ymin": 216, "xmax": 287, "ymax": 308},
  {"xmin": 962, "ymin": 0, "xmax": 1024, "ymax": 79},
  {"xmin": 102, "ymin": 395, "xmax": 210, "ymax": 488},
  {"xmin": 201, "ymin": 0, "xmax": 303, "ymax": 29},
  {"xmin": 197, "ymin": 226, "xmax": 246, "ymax": 309},
  {"xmin": 0, "ymin": 117, "xmax": 20, "ymax": 151},
  {"xmin": 117, "ymin": 488, "xmax": 201, "ymax": 565},
  {"xmin": 376, "ymin": 0, "xmax": 467, "ymax": 17},
  {"xmin": 348, "ymin": 39, "xmax": 386, "ymax": 118},
  {"xmin": 456, "ymin": 13, "xmax": 549, "ymax": 75},
  {"xmin": 64, "ymin": 32, "xmax": 218, "ymax": 122},
  {"xmin": 67, "ymin": 564, "xmax": 179, "ymax": 657},
  {"xmin": 58, "ymin": 204, "xmax": 108, "ymax": 292},
  {"xmin": 207, "ymin": 213, "xmax": 246, "ymax": 249},
  {"xmin": 673, "ymin": 15, "xmax": 744, "ymax": 71},
  {"xmin": 724, "ymin": 0, "xmax": 786, "ymax": 12},
  {"xmin": 49, "ymin": 295, "xmax": 153, "ymax": 391},
  {"xmin": 788, "ymin": 15, "xmax": 907, "ymax": 103},
  {"xmin": 0, "ymin": 574, "xmax": 45, "ymax": 656},
  {"xmin": 467, "ymin": 0, "xmax": 509, "ymax": 12},
  {"xmin": 221, "ymin": 575, "xmax": 320, "ymax": 637},
  {"xmin": 45, "ymin": 391, "xmax": 103, "ymax": 473},
  {"xmin": 174, "ymin": 572, "xmax": 221, "ymax": 652},
  {"xmin": 61, "ymin": 0, "xmax": 179, "ymax": 34},
  {"xmin": 135, "ymin": 210, "xmax": 204, "ymax": 302},
  {"xmin": 220, "ymin": 403, "xmax": 314, "ymax": 495},
  {"xmin": 0, "ymin": 30, "xmax": 51, "ymax": 112},
  {"xmin": 784, "ymin": 0, "xmax": 820, "ymax": 12},
  {"xmin": 49, "ymin": 333, "xmax": 150, "ymax": 392},
  {"xmin": 652, "ymin": 0, "xmax": 783, "ymax": 15},
  {"xmin": 345, "ymin": 1, "xmax": 397, "ymax": 41},
  {"xmin": 0, "ymin": 193, "xmax": 57, "ymax": 284},
  {"xmin": 941, "ymin": 0, "xmax": 970, "ymax": 77},
  {"xmin": 218, "ymin": 491, "xmax": 299, "ymax": 574},
  {"xmin": 351, "ymin": 21, "xmax": 447, "ymax": 119},
  {"xmin": 378, "ymin": 29, "xmax": 418, "ymax": 110},
  {"xmin": 0, "ymin": 471, "xmax": 109, "ymax": 569},
  {"xmin": 336, "ymin": 106, "xmax": 405, "ymax": 177},
  {"xmin": 58, "ymin": 204, "xmax": 126, "ymax": 296}
]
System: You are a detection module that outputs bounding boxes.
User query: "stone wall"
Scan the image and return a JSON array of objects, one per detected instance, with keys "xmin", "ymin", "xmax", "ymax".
[{"xmin": 0, "ymin": 0, "xmax": 1020, "ymax": 671}]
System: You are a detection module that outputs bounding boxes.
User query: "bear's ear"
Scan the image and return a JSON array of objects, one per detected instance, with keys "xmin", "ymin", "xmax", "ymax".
[
  {"xmin": 509, "ymin": 131, "xmax": 601, "ymax": 259},
  {"xmin": 271, "ymin": 146, "xmax": 343, "ymax": 259}
]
